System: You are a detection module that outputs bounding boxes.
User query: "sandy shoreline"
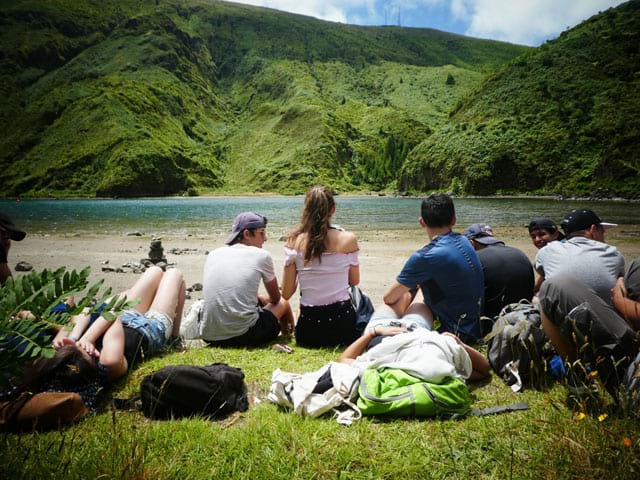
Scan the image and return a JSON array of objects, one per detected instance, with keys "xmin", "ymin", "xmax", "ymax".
[{"xmin": 8, "ymin": 225, "xmax": 640, "ymax": 314}]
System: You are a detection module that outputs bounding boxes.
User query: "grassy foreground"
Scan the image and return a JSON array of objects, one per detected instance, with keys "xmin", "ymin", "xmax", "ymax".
[{"xmin": 2, "ymin": 343, "xmax": 639, "ymax": 479}]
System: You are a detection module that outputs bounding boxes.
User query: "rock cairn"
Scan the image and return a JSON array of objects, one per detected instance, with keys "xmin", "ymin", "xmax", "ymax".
[{"xmin": 142, "ymin": 238, "xmax": 168, "ymax": 270}]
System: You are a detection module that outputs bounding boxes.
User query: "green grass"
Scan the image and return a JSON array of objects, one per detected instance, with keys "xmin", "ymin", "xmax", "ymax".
[{"xmin": 3, "ymin": 343, "xmax": 639, "ymax": 479}]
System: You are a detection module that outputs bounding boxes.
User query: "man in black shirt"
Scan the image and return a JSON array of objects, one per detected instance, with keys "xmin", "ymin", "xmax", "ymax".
[
  {"xmin": 463, "ymin": 224, "xmax": 534, "ymax": 324},
  {"xmin": 0, "ymin": 212, "xmax": 26, "ymax": 284}
]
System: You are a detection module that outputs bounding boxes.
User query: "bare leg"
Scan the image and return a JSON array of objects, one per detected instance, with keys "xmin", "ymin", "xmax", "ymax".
[
  {"xmin": 125, "ymin": 266, "xmax": 164, "ymax": 313},
  {"xmin": 148, "ymin": 268, "xmax": 185, "ymax": 333},
  {"xmin": 385, "ymin": 290, "xmax": 414, "ymax": 318},
  {"xmin": 404, "ymin": 290, "xmax": 434, "ymax": 328},
  {"xmin": 172, "ymin": 275, "xmax": 186, "ymax": 337}
]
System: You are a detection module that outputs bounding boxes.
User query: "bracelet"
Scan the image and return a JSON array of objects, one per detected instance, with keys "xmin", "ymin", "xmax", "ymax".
[
  {"xmin": 372, "ymin": 327, "xmax": 377, "ymax": 337},
  {"xmin": 68, "ymin": 335, "xmax": 78, "ymax": 342}
]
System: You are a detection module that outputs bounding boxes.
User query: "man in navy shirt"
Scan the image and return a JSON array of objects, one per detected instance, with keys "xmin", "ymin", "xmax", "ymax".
[{"xmin": 383, "ymin": 193, "xmax": 484, "ymax": 344}]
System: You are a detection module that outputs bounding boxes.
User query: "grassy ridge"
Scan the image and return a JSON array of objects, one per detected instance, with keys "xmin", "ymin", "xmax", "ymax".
[
  {"xmin": 0, "ymin": 0, "xmax": 527, "ymax": 196},
  {"xmin": 401, "ymin": 0, "xmax": 640, "ymax": 198}
]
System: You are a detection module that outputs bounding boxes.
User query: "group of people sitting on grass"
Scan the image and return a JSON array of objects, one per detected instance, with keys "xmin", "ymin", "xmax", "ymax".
[{"xmin": 1, "ymin": 188, "xmax": 639, "ymax": 424}]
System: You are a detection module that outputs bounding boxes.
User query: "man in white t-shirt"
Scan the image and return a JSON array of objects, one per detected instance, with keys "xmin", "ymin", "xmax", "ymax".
[{"xmin": 202, "ymin": 212, "xmax": 293, "ymax": 347}]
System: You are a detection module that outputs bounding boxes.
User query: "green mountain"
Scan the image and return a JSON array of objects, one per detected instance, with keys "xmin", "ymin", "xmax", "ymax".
[
  {"xmin": 0, "ymin": 0, "xmax": 527, "ymax": 196},
  {"xmin": 400, "ymin": 0, "xmax": 640, "ymax": 198}
]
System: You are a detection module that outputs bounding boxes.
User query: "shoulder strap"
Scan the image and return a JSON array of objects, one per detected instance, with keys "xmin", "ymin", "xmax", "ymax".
[{"xmin": 469, "ymin": 402, "xmax": 530, "ymax": 416}]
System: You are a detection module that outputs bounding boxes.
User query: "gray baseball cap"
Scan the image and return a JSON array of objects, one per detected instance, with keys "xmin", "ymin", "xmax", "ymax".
[{"xmin": 226, "ymin": 212, "xmax": 268, "ymax": 245}]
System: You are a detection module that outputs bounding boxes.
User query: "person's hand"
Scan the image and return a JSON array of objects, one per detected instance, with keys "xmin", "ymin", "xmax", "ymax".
[
  {"xmin": 53, "ymin": 336, "xmax": 70, "ymax": 349},
  {"xmin": 612, "ymin": 276, "xmax": 627, "ymax": 301},
  {"xmin": 279, "ymin": 318, "xmax": 294, "ymax": 336},
  {"xmin": 76, "ymin": 339, "xmax": 100, "ymax": 359},
  {"xmin": 53, "ymin": 334, "xmax": 79, "ymax": 349},
  {"xmin": 370, "ymin": 326, "xmax": 408, "ymax": 337},
  {"xmin": 16, "ymin": 310, "xmax": 36, "ymax": 320}
]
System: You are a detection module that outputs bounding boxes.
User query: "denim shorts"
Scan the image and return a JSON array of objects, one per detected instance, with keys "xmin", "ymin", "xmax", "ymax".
[
  {"xmin": 120, "ymin": 309, "xmax": 172, "ymax": 355},
  {"xmin": 366, "ymin": 310, "xmax": 431, "ymax": 332},
  {"xmin": 364, "ymin": 310, "xmax": 431, "ymax": 349}
]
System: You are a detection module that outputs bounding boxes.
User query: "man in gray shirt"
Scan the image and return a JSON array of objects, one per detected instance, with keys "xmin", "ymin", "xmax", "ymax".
[
  {"xmin": 535, "ymin": 208, "xmax": 623, "ymax": 303},
  {"xmin": 536, "ymin": 209, "xmax": 636, "ymax": 392}
]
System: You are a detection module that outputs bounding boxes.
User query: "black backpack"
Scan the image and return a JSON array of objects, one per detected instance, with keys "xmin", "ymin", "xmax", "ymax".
[
  {"xmin": 140, "ymin": 363, "xmax": 249, "ymax": 420},
  {"xmin": 486, "ymin": 301, "xmax": 548, "ymax": 391}
]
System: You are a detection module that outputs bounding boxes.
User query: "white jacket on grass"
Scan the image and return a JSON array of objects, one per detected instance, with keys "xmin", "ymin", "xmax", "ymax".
[
  {"xmin": 351, "ymin": 329, "xmax": 473, "ymax": 383},
  {"xmin": 268, "ymin": 362, "xmax": 361, "ymax": 425}
]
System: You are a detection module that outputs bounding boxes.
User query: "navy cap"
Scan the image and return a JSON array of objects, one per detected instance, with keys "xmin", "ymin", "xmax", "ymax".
[{"xmin": 463, "ymin": 223, "xmax": 504, "ymax": 246}]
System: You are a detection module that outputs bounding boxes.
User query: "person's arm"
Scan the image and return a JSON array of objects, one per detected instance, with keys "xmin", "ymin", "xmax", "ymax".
[
  {"xmin": 532, "ymin": 252, "xmax": 545, "ymax": 295},
  {"xmin": 97, "ymin": 317, "xmax": 128, "ymax": 380},
  {"xmin": 339, "ymin": 326, "xmax": 408, "ymax": 364},
  {"xmin": 281, "ymin": 263, "xmax": 298, "ymax": 300},
  {"xmin": 263, "ymin": 277, "xmax": 282, "ymax": 305},
  {"xmin": 442, "ymin": 332, "xmax": 490, "ymax": 381},
  {"xmin": 52, "ymin": 310, "xmax": 92, "ymax": 348},
  {"xmin": 348, "ymin": 264, "xmax": 359, "ymax": 287},
  {"xmin": 341, "ymin": 232, "xmax": 360, "ymax": 286},
  {"xmin": 383, "ymin": 280, "xmax": 411, "ymax": 306},
  {"xmin": 612, "ymin": 277, "xmax": 640, "ymax": 330},
  {"xmin": 533, "ymin": 274, "xmax": 545, "ymax": 295},
  {"xmin": 0, "ymin": 263, "xmax": 11, "ymax": 284},
  {"xmin": 76, "ymin": 315, "xmax": 115, "ymax": 358}
]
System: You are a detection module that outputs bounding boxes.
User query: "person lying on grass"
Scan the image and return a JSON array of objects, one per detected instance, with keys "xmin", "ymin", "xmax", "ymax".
[
  {"xmin": 339, "ymin": 289, "xmax": 490, "ymax": 382},
  {"xmin": 16, "ymin": 266, "xmax": 185, "ymax": 412}
]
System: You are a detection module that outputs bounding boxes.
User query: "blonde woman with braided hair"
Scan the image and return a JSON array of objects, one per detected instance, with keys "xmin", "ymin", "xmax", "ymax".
[{"xmin": 282, "ymin": 186, "xmax": 360, "ymax": 347}]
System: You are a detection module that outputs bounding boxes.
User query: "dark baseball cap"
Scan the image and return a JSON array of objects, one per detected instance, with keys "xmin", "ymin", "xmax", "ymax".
[
  {"xmin": 560, "ymin": 209, "xmax": 617, "ymax": 235},
  {"xmin": 463, "ymin": 223, "xmax": 504, "ymax": 246},
  {"xmin": 528, "ymin": 218, "xmax": 559, "ymax": 234},
  {"xmin": 0, "ymin": 212, "xmax": 26, "ymax": 241},
  {"xmin": 226, "ymin": 212, "xmax": 268, "ymax": 245}
]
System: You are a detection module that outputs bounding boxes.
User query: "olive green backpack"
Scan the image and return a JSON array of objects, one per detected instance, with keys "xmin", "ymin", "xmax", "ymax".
[{"xmin": 357, "ymin": 368, "xmax": 472, "ymax": 418}]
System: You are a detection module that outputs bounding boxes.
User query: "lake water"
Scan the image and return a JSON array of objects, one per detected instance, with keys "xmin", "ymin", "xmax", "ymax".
[{"xmin": 0, "ymin": 196, "xmax": 638, "ymax": 236}]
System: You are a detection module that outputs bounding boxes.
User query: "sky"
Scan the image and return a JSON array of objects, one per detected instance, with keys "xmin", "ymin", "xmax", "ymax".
[{"xmin": 228, "ymin": 0, "xmax": 628, "ymax": 46}]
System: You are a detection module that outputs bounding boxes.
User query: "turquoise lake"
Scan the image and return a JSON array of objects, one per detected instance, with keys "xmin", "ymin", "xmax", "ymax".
[{"xmin": 0, "ymin": 197, "xmax": 638, "ymax": 235}]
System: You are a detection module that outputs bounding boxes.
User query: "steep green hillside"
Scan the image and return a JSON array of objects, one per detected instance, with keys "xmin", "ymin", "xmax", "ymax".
[
  {"xmin": 401, "ymin": 0, "xmax": 640, "ymax": 198},
  {"xmin": 0, "ymin": 0, "xmax": 526, "ymax": 196}
]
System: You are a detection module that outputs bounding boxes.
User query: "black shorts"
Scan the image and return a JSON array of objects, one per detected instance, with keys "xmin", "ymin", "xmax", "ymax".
[
  {"xmin": 123, "ymin": 326, "xmax": 148, "ymax": 369},
  {"xmin": 539, "ymin": 274, "xmax": 638, "ymax": 388},
  {"xmin": 206, "ymin": 309, "xmax": 280, "ymax": 348},
  {"xmin": 295, "ymin": 300, "xmax": 358, "ymax": 348}
]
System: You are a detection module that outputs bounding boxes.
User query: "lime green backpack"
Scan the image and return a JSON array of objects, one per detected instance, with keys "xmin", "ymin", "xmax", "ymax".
[{"xmin": 357, "ymin": 368, "xmax": 471, "ymax": 418}]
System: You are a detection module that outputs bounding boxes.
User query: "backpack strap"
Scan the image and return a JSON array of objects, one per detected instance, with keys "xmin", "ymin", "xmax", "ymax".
[{"xmin": 469, "ymin": 402, "xmax": 529, "ymax": 416}]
